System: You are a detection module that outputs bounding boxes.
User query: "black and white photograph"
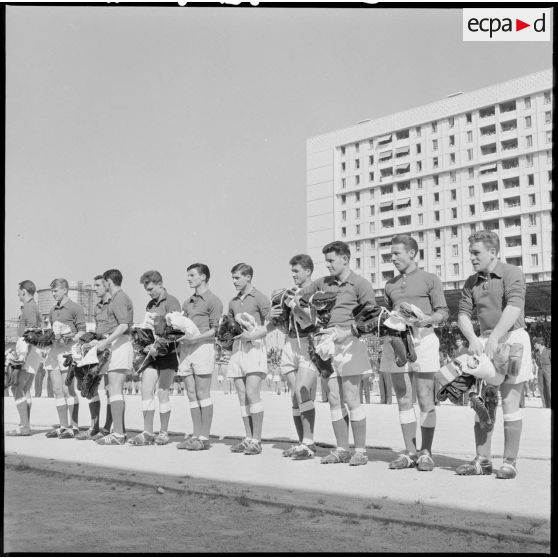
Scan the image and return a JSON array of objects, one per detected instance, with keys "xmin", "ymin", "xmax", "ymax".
[{"xmin": 4, "ymin": 3, "xmax": 552, "ymax": 554}]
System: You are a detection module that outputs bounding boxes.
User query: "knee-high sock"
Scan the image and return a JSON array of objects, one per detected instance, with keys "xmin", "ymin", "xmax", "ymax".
[
  {"xmin": 89, "ymin": 396, "xmax": 101, "ymax": 431},
  {"xmin": 15, "ymin": 397, "xmax": 30, "ymax": 429},
  {"xmin": 199, "ymin": 398, "xmax": 213, "ymax": 439},
  {"xmin": 331, "ymin": 406, "xmax": 350, "ymax": 450},
  {"xmin": 110, "ymin": 395, "xmax": 125, "ymax": 435},
  {"xmin": 189, "ymin": 400, "xmax": 202, "ymax": 436},
  {"xmin": 103, "ymin": 392, "xmax": 113, "ymax": 431},
  {"xmin": 399, "ymin": 407, "xmax": 417, "ymax": 454},
  {"xmin": 249, "ymin": 402, "xmax": 264, "ymax": 441},
  {"xmin": 68, "ymin": 396, "xmax": 79, "ymax": 428},
  {"xmin": 420, "ymin": 409, "xmax": 436, "ymax": 452},
  {"xmin": 292, "ymin": 407, "xmax": 303, "ymax": 442},
  {"xmin": 159, "ymin": 401, "xmax": 171, "ymax": 432},
  {"xmin": 142, "ymin": 398, "xmax": 155, "ymax": 434},
  {"xmin": 474, "ymin": 415, "xmax": 493, "ymax": 459},
  {"xmin": 299, "ymin": 400, "xmax": 315, "ymax": 444},
  {"xmin": 503, "ymin": 411, "xmax": 522, "ymax": 460},
  {"xmin": 240, "ymin": 405, "xmax": 252, "ymax": 438},
  {"xmin": 56, "ymin": 398, "xmax": 69, "ymax": 428},
  {"xmin": 349, "ymin": 406, "xmax": 366, "ymax": 451}
]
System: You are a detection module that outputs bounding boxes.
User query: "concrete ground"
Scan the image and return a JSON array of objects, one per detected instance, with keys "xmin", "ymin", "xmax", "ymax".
[{"xmin": 4, "ymin": 391, "xmax": 551, "ymax": 548}]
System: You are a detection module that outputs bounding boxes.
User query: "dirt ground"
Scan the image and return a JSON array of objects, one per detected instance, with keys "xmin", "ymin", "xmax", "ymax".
[{"xmin": 3, "ymin": 465, "xmax": 549, "ymax": 554}]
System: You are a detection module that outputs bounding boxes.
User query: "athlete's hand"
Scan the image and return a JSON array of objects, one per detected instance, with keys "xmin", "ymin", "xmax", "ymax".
[
  {"xmin": 178, "ymin": 335, "xmax": 200, "ymax": 346},
  {"xmin": 467, "ymin": 336, "xmax": 484, "ymax": 356},
  {"xmin": 95, "ymin": 340, "xmax": 108, "ymax": 353},
  {"xmin": 483, "ymin": 334, "xmax": 499, "ymax": 359},
  {"xmin": 269, "ymin": 306, "xmax": 284, "ymax": 319},
  {"xmin": 235, "ymin": 330, "xmax": 258, "ymax": 342}
]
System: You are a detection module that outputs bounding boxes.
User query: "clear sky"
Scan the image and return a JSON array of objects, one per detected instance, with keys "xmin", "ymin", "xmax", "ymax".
[{"xmin": 5, "ymin": 6, "xmax": 552, "ymax": 319}]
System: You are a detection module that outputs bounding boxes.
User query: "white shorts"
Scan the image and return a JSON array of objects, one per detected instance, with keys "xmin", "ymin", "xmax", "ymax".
[
  {"xmin": 44, "ymin": 340, "xmax": 74, "ymax": 372},
  {"xmin": 280, "ymin": 337, "xmax": 318, "ymax": 377},
  {"xmin": 22, "ymin": 345, "xmax": 42, "ymax": 376},
  {"xmin": 380, "ymin": 327, "xmax": 439, "ymax": 374},
  {"xmin": 331, "ymin": 335, "xmax": 372, "ymax": 378},
  {"xmin": 227, "ymin": 339, "xmax": 268, "ymax": 379},
  {"xmin": 107, "ymin": 335, "xmax": 134, "ymax": 372},
  {"xmin": 480, "ymin": 328, "xmax": 532, "ymax": 385},
  {"xmin": 177, "ymin": 341, "xmax": 215, "ymax": 377}
]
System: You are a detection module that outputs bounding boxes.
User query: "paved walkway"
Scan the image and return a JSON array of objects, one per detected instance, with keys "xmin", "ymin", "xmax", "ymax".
[{"xmin": 4, "ymin": 392, "xmax": 551, "ymax": 544}]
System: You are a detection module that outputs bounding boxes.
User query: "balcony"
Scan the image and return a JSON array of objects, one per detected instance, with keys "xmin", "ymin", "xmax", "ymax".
[
  {"xmin": 499, "ymin": 100, "xmax": 516, "ymax": 114},
  {"xmin": 501, "ymin": 158, "xmax": 519, "ymax": 172},
  {"xmin": 503, "ymin": 217, "xmax": 521, "ymax": 234},
  {"xmin": 483, "ymin": 219, "xmax": 499, "ymax": 232},
  {"xmin": 481, "ymin": 180, "xmax": 499, "ymax": 194},
  {"xmin": 505, "ymin": 235, "xmax": 522, "ymax": 248},
  {"xmin": 483, "ymin": 201, "xmax": 500, "ymax": 212},
  {"xmin": 481, "ymin": 143, "xmax": 497, "ymax": 157},
  {"xmin": 503, "ymin": 197, "xmax": 521, "ymax": 213},
  {"xmin": 504, "ymin": 244, "xmax": 523, "ymax": 257},
  {"xmin": 480, "ymin": 124, "xmax": 497, "ymax": 138},
  {"xmin": 503, "ymin": 177, "xmax": 520, "ymax": 190},
  {"xmin": 501, "ymin": 139, "xmax": 518, "ymax": 152},
  {"xmin": 500, "ymin": 119, "xmax": 518, "ymax": 134},
  {"xmin": 380, "ymin": 168, "xmax": 394, "ymax": 179},
  {"xmin": 479, "ymin": 106, "xmax": 496, "ymax": 119}
]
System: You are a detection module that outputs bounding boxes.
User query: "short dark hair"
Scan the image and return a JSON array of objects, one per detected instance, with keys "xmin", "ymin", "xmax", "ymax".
[
  {"xmin": 391, "ymin": 234, "xmax": 418, "ymax": 257},
  {"xmin": 289, "ymin": 254, "xmax": 314, "ymax": 272},
  {"xmin": 231, "ymin": 263, "xmax": 253, "ymax": 279},
  {"xmin": 103, "ymin": 269, "xmax": 123, "ymax": 286},
  {"xmin": 18, "ymin": 280, "xmax": 37, "ymax": 296},
  {"xmin": 50, "ymin": 278, "xmax": 69, "ymax": 290},
  {"xmin": 140, "ymin": 270, "xmax": 163, "ymax": 286},
  {"xmin": 187, "ymin": 263, "xmax": 210, "ymax": 282},
  {"xmin": 93, "ymin": 275, "xmax": 104, "ymax": 282},
  {"xmin": 468, "ymin": 230, "xmax": 500, "ymax": 253},
  {"xmin": 322, "ymin": 241, "xmax": 350, "ymax": 258}
]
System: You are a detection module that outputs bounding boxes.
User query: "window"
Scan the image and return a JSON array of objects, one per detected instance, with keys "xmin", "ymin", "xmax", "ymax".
[
  {"xmin": 468, "ymin": 167, "xmax": 474, "ymax": 179},
  {"xmin": 453, "ymin": 263, "xmax": 459, "ymax": 275},
  {"xmin": 355, "ymin": 224, "xmax": 361, "ymax": 235},
  {"xmin": 370, "ymin": 205, "xmax": 375, "ymax": 216},
  {"xmin": 499, "ymin": 100, "xmax": 516, "ymax": 113},
  {"xmin": 368, "ymin": 139, "xmax": 373, "ymax": 148},
  {"xmin": 434, "ymin": 192, "xmax": 439, "ymax": 203},
  {"xmin": 470, "ymin": 223, "xmax": 476, "ymax": 233},
  {"xmin": 416, "ymin": 161, "xmax": 422, "ymax": 172},
  {"xmin": 355, "ymin": 159, "xmax": 360, "ymax": 170},
  {"xmin": 525, "ymin": 116, "xmax": 532, "ymax": 128},
  {"xmin": 449, "ymin": 135, "xmax": 455, "ymax": 146},
  {"xmin": 341, "ymin": 146, "xmax": 346, "ymax": 155},
  {"xmin": 341, "ymin": 178, "xmax": 346, "ymax": 189},
  {"xmin": 525, "ymin": 154, "xmax": 533, "ymax": 167},
  {"xmin": 432, "ymin": 139, "xmax": 438, "ymax": 151},
  {"xmin": 356, "ymin": 257, "xmax": 361, "ymax": 268},
  {"xmin": 355, "ymin": 208, "xmax": 360, "ymax": 219},
  {"xmin": 381, "ymin": 219, "xmax": 394, "ymax": 229},
  {"xmin": 417, "ymin": 178, "xmax": 423, "ymax": 189},
  {"xmin": 433, "ymin": 157, "xmax": 439, "ymax": 169},
  {"xmin": 416, "ymin": 126, "xmax": 421, "ymax": 137},
  {"xmin": 419, "ymin": 249, "xmax": 424, "ymax": 259},
  {"xmin": 418, "ymin": 213, "xmax": 423, "ymax": 224},
  {"xmin": 531, "ymin": 234, "xmax": 537, "ymax": 246},
  {"xmin": 433, "ymin": 175, "xmax": 439, "ymax": 186},
  {"xmin": 451, "ymin": 207, "xmax": 457, "ymax": 219},
  {"xmin": 382, "ymin": 271, "xmax": 395, "ymax": 281},
  {"xmin": 469, "ymin": 185, "xmax": 475, "ymax": 197},
  {"xmin": 544, "ymin": 91, "xmax": 551, "ymax": 104},
  {"xmin": 450, "ymin": 189, "xmax": 457, "ymax": 200},
  {"xmin": 547, "ymin": 150, "xmax": 552, "ymax": 163},
  {"xmin": 451, "ymin": 226, "xmax": 458, "ymax": 237},
  {"xmin": 417, "ymin": 196, "xmax": 423, "ymax": 207},
  {"xmin": 399, "ymin": 216, "xmax": 411, "ymax": 226},
  {"xmin": 548, "ymin": 170, "xmax": 552, "ymax": 182},
  {"xmin": 449, "ymin": 153, "xmax": 456, "ymax": 164},
  {"xmin": 470, "ymin": 204, "xmax": 476, "ymax": 216},
  {"xmin": 380, "ymin": 185, "xmax": 393, "ymax": 195},
  {"xmin": 370, "ymin": 273, "xmax": 376, "ymax": 284},
  {"xmin": 369, "ymin": 222, "xmax": 375, "ymax": 233},
  {"xmin": 479, "ymin": 106, "xmax": 495, "ymax": 118},
  {"xmin": 418, "ymin": 231, "xmax": 424, "ymax": 241},
  {"xmin": 448, "ymin": 116, "xmax": 455, "ymax": 128},
  {"xmin": 355, "ymin": 192, "xmax": 360, "ymax": 202},
  {"xmin": 466, "ymin": 112, "xmax": 472, "ymax": 124},
  {"xmin": 341, "ymin": 194, "xmax": 346, "ymax": 204},
  {"xmin": 532, "ymin": 273, "xmax": 539, "ymax": 282},
  {"xmin": 434, "ymin": 210, "xmax": 440, "ymax": 221},
  {"xmin": 526, "ymin": 135, "xmax": 533, "ymax": 148},
  {"xmin": 529, "ymin": 194, "xmax": 536, "ymax": 206},
  {"xmin": 528, "ymin": 174, "xmax": 534, "ymax": 186},
  {"xmin": 381, "ymin": 253, "xmax": 392, "ymax": 264},
  {"xmin": 416, "ymin": 143, "xmax": 422, "ymax": 154},
  {"xmin": 369, "ymin": 172, "xmax": 374, "ymax": 182},
  {"xmin": 528, "ymin": 214, "xmax": 537, "ymax": 226},
  {"xmin": 369, "ymin": 155, "xmax": 374, "ymax": 165},
  {"xmin": 341, "ymin": 162, "xmax": 346, "ymax": 172},
  {"xmin": 341, "ymin": 227, "xmax": 346, "ymax": 237},
  {"xmin": 545, "ymin": 111, "xmax": 552, "ymax": 124},
  {"xmin": 432, "ymin": 121, "xmax": 437, "ymax": 132},
  {"xmin": 524, "ymin": 96, "xmax": 531, "ymax": 108},
  {"xmin": 341, "ymin": 210, "xmax": 346, "ymax": 221},
  {"xmin": 531, "ymin": 254, "xmax": 539, "ymax": 266},
  {"xmin": 355, "ymin": 175, "xmax": 360, "ymax": 186},
  {"xmin": 369, "ymin": 188, "xmax": 374, "ymax": 197},
  {"xmin": 435, "ymin": 247, "xmax": 441, "ymax": 258},
  {"xmin": 467, "ymin": 131, "xmax": 473, "ymax": 143},
  {"xmin": 452, "ymin": 245, "xmax": 459, "ymax": 257},
  {"xmin": 434, "ymin": 229, "xmax": 441, "ymax": 240},
  {"xmin": 369, "ymin": 239, "xmax": 376, "ymax": 248},
  {"xmin": 370, "ymin": 256, "xmax": 376, "ymax": 266},
  {"xmin": 355, "ymin": 142, "xmax": 359, "ymax": 153},
  {"xmin": 546, "ymin": 131, "xmax": 552, "ymax": 144},
  {"xmin": 436, "ymin": 265, "xmax": 442, "ymax": 276}
]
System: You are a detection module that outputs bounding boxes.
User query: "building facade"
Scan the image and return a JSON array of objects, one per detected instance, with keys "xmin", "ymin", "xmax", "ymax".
[{"xmin": 306, "ymin": 69, "xmax": 552, "ymax": 298}]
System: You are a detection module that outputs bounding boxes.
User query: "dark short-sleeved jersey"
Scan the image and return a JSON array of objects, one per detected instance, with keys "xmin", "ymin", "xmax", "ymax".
[
  {"xmin": 146, "ymin": 290, "xmax": 181, "ymax": 336},
  {"xmin": 94, "ymin": 296, "xmax": 113, "ymax": 336},
  {"xmin": 384, "ymin": 268, "xmax": 449, "ymax": 323},
  {"xmin": 300, "ymin": 270, "xmax": 377, "ymax": 328},
  {"xmin": 228, "ymin": 286, "xmax": 271, "ymax": 326},
  {"xmin": 95, "ymin": 289, "xmax": 134, "ymax": 336},
  {"xmin": 458, "ymin": 261, "xmax": 526, "ymax": 334},
  {"xmin": 48, "ymin": 299, "xmax": 86, "ymax": 334},
  {"xmin": 182, "ymin": 289, "xmax": 223, "ymax": 334},
  {"xmin": 18, "ymin": 299, "xmax": 42, "ymax": 336}
]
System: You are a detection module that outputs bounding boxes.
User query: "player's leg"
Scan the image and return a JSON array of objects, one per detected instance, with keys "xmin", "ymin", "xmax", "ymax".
[
  {"xmin": 128, "ymin": 367, "xmax": 157, "ymax": 445},
  {"xmin": 496, "ymin": 382, "xmax": 523, "ymax": 479},
  {"xmin": 342, "ymin": 374, "xmax": 368, "ymax": 466},
  {"xmin": 244, "ymin": 371, "xmax": 266, "ymax": 454},
  {"xmin": 7, "ymin": 370, "xmax": 34, "ymax": 435},
  {"xmin": 47, "ymin": 367, "xmax": 71, "ymax": 437},
  {"xmin": 230, "ymin": 377, "xmax": 252, "ymax": 453},
  {"xmin": 102, "ymin": 374, "xmax": 113, "ymax": 434},
  {"xmin": 415, "ymin": 372, "xmax": 436, "ymax": 471},
  {"xmin": 184, "ymin": 372, "xmax": 201, "ymax": 436},
  {"xmin": 389, "ymin": 372, "xmax": 419, "ymax": 469},
  {"xmin": 321, "ymin": 375, "xmax": 351, "ymax": 464},
  {"xmin": 61, "ymin": 370, "xmax": 80, "ymax": 433},
  {"xmin": 291, "ymin": 365, "xmax": 318, "ymax": 460},
  {"xmin": 76, "ymin": 381, "xmax": 101, "ymax": 440},
  {"xmin": 155, "ymin": 367, "xmax": 174, "ymax": 444},
  {"xmin": 189, "ymin": 373, "xmax": 213, "ymax": 450},
  {"xmin": 95, "ymin": 369, "xmax": 127, "ymax": 445},
  {"xmin": 282, "ymin": 370, "xmax": 302, "ymax": 456}
]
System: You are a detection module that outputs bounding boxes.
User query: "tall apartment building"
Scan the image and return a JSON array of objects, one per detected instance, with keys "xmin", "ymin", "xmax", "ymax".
[{"xmin": 306, "ymin": 69, "xmax": 552, "ymax": 301}]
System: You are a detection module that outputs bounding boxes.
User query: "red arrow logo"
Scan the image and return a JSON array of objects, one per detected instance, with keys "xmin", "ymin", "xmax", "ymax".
[{"xmin": 516, "ymin": 19, "xmax": 530, "ymax": 31}]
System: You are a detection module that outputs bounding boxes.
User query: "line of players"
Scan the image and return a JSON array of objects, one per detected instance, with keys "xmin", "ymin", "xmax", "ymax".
[{"xmin": 8, "ymin": 230, "xmax": 531, "ymax": 478}]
